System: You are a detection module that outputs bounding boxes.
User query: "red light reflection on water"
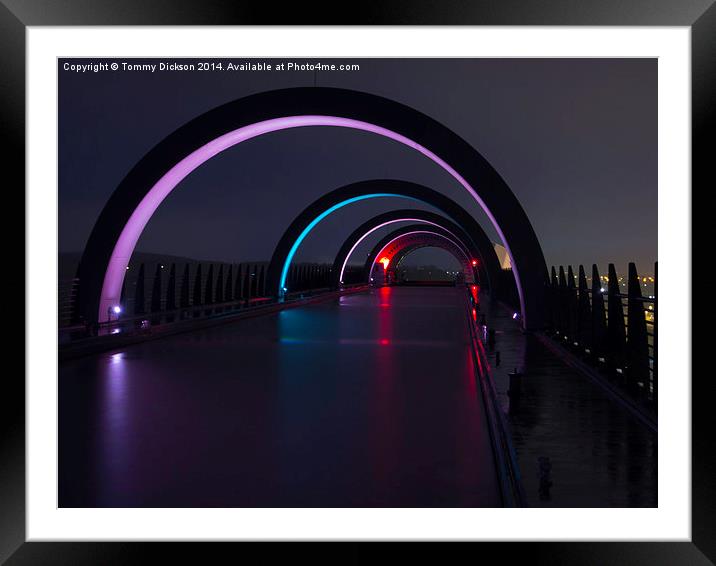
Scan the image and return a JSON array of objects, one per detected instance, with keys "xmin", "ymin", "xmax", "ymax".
[{"xmin": 470, "ymin": 284, "xmax": 480, "ymax": 304}]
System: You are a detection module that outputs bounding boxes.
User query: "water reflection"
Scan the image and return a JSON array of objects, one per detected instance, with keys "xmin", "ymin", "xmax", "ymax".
[{"xmin": 100, "ymin": 352, "xmax": 131, "ymax": 505}]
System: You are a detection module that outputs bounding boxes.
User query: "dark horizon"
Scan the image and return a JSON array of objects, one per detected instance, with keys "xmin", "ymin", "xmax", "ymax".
[{"xmin": 59, "ymin": 58, "xmax": 657, "ymax": 274}]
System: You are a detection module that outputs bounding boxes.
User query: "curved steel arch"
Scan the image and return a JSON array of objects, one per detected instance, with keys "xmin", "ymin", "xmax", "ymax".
[
  {"xmin": 330, "ymin": 208, "xmax": 499, "ymax": 291},
  {"xmin": 391, "ymin": 243, "xmax": 473, "ymax": 283},
  {"xmin": 392, "ymin": 242, "xmax": 470, "ymax": 273},
  {"xmin": 364, "ymin": 226, "xmax": 474, "ymax": 283},
  {"xmin": 75, "ymin": 87, "xmax": 547, "ymax": 328},
  {"xmin": 386, "ymin": 236, "xmax": 475, "ymax": 283},
  {"xmin": 268, "ymin": 181, "xmax": 502, "ymax": 297}
]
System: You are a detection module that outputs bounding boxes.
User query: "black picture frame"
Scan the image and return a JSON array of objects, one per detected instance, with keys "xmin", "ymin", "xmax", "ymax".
[{"xmin": 2, "ymin": 1, "xmax": 711, "ymax": 563}]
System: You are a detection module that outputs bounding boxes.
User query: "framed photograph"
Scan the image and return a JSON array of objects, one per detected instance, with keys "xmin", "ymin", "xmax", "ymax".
[{"xmin": 4, "ymin": 0, "xmax": 711, "ymax": 563}]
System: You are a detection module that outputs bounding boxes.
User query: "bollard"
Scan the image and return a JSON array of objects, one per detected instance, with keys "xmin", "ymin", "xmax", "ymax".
[{"xmin": 508, "ymin": 368, "xmax": 522, "ymax": 398}]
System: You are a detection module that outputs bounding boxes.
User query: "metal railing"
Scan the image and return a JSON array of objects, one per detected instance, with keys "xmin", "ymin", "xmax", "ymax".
[
  {"xmin": 59, "ymin": 260, "xmax": 359, "ymax": 342},
  {"xmin": 546, "ymin": 262, "xmax": 657, "ymax": 411}
]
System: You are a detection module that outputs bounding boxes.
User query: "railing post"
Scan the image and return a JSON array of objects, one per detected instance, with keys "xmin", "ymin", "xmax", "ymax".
[
  {"xmin": 591, "ymin": 265, "xmax": 607, "ymax": 363},
  {"xmin": 159, "ymin": 263, "xmax": 173, "ymax": 322},
  {"xmin": 550, "ymin": 266, "xmax": 559, "ymax": 333},
  {"xmin": 150, "ymin": 264, "xmax": 163, "ymax": 315},
  {"xmin": 567, "ymin": 266, "xmax": 579, "ymax": 345},
  {"xmin": 192, "ymin": 263, "xmax": 203, "ymax": 316},
  {"xmin": 257, "ymin": 265, "xmax": 265, "ymax": 297},
  {"xmin": 558, "ymin": 266, "xmax": 569, "ymax": 339},
  {"xmin": 224, "ymin": 265, "xmax": 233, "ymax": 304},
  {"xmin": 215, "ymin": 264, "xmax": 224, "ymax": 304},
  {"xmin": 179, "ymin": 264, "xmax": 190, "ymax": 317},
  {"xmin": 204, "ymin": 263, "xmax": 214, "ymax": 316},
  {"xmin": 242, "ymin": 263, "xmax": 251, "ymax": 302},
  {"xmin": 607, "ymin": 263, "xmax": 627, "ymax": 380},
  {"xmin": 166, "ymin": 263, "xmax": 176, "ymax": 312},
  {"xmin": 251, "ymin": 264, "xmax": 258, "ymax": 297},
  {"xmin": 578, "ymin": 265, "xmax": 592, "ymax": 353},
  {"xmin": 235, "ymin": 264, "xmax": 243, "ymax": 302},
  {"xmin": 134, "ymin": 263, "xmax": 146, "ymax": 316},
  {"xmin": 626, "ymin": 262, "xmax": 650, "ymax": 398},
  {"xmin": 204, "ymin": 264, "xmax": 214, "ymax": 306}
]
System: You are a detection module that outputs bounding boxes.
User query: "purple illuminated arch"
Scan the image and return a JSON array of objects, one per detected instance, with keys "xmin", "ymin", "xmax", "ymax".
[
  {"xmin": 75, "ymin": 88, "xmax": 547, "ymax": 329},
  {"xmin": 98, "ymin": 116, "xmax": 516, "ymax": 321}
]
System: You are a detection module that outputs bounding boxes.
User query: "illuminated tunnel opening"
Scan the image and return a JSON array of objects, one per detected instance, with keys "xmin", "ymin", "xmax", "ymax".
[{"xmin": 394, "ymin": 247, "xmax": 467, "ymax": 283}]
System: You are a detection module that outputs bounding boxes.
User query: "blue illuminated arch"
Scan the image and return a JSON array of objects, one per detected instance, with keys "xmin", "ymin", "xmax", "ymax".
[
  {"xmin": 267, "ymin": 180, "xmax": 507, "ymax": 304},
  {"xmin": 279, "ymin": 193, "xmax": 416, "ymax": 292}
]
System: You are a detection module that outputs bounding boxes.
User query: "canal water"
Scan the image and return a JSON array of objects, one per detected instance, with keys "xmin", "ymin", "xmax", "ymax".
[{"xmin": 59, "ymin": 287, "xmax": 502, "ymax": 507}]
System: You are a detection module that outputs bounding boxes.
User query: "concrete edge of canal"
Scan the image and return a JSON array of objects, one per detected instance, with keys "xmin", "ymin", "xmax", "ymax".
[{"xmin": 464, "ymin": 291, "xmax": 528, "ymax": 508}]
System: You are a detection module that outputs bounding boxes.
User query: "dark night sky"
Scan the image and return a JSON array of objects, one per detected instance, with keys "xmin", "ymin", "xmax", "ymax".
[{"xmin": 58, "ymin": 58, "xmax": 657, "ymax": 274}]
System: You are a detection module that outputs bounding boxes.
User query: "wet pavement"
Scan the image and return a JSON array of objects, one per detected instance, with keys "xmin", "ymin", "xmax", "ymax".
[
  {"xmin": 479, "ymin": 298, "xmax": 658, "ymax": 507},
  {"xmin": 59, "ymin": 287, "xmax": 502, "ymax": 507}
]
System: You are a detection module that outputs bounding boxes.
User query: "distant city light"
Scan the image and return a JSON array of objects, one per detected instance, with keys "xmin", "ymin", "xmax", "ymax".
[
  {"xmin": 600, "ymin": 287, "xmax": 606, "ymax": 293},
  {"xmin": 471, "ymin": 259, "xmax": 478, "ymax": 267},
  {"xmin": 112, "ymin": 305, "xmax": 122, "ymax": 314},
  {"xmin": 379, "ymin": 257, "xmax": 390, "ymax": 271},
  {"xmin": 512, "ymin": 312, "xmax": 519, "ymax": 320}
]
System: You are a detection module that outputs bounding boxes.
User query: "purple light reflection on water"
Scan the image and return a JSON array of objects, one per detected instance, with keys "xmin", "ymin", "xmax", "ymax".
[
  {"xmin": 98, "ymin": 116, "xmax": 525, "ymax": 324},
  {"xmin": 100, "ymin": 352, "xmax": 131, "ymax": 503}
]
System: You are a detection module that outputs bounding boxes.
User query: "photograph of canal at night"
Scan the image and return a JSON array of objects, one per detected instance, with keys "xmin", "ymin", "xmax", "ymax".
[{"xmin": 58, "ymin": 58, "xmax": 656, "ymax": 508}]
